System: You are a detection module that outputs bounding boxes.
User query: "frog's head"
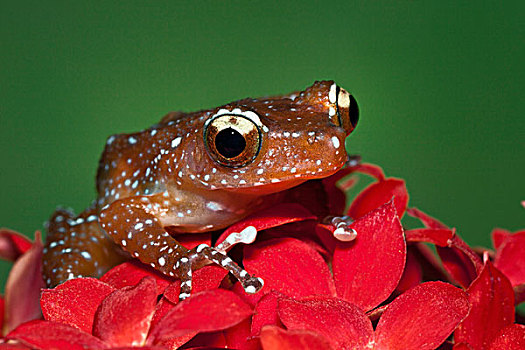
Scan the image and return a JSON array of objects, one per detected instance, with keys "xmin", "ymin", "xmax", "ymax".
[{"xmin": 196, "ymin": 80, "xmax": 359, "ymax": 195}]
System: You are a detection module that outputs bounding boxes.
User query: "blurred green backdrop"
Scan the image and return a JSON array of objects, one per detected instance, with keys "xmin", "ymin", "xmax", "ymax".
[{"xmin": 1, "ymin": 1, "xmax": 524, "ymax": 285}]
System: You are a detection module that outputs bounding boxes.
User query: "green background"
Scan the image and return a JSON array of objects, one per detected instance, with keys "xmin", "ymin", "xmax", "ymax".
[{"xmin": 1, "ymin": 1, "xmax": 524, "ymax": 285}]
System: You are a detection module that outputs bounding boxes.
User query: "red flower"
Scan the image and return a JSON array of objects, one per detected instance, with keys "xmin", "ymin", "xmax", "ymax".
[
  {"xmin": 1, "ymin": 163, "xmax": 524, "ymax": 349},
  {"xmin": 454, "ymin": 258, "xmax": 516, "ymax": 349},
  {"xmin": 271, "ymin": 281, "xmax": 469, "ymax": 350},
  {"xmin": 492, "ymin": 228, "xmax": 525, "ymax": 304},
  {"xmin": 222, "ymin": 197, "xmax": 469, "ymax": 349},
  {"xmin": 7, "ymin": 274, "xmax": 251, "ymax": 349},
  {"xmin": 0, "ymin": 229, "xmax": 44, "ymax": 335},
  {"xmin": 238, "ymin": 200, "xmax": 406, "ymax": 312}
]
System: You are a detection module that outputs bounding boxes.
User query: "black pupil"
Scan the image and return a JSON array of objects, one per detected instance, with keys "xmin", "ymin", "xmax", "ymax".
[
  {"xmin": 215, "ymin": 127, "xmax": 246, "ymax": 158},
  {"xmin": 349, "ymin": 94, "xmax": 359, "ymax": 128}
]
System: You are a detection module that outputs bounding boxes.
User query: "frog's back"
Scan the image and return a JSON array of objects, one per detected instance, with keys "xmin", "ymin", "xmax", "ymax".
[
  {"xmin": 95, "ymin": 112, "xmax": 199, "ymax": 210},
  {"xmin": 95, "ymin": 129, "xmax": 157, "ymax": 209}
]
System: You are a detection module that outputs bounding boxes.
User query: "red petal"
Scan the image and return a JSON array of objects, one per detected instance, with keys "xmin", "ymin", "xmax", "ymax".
[
  {"xmin": 489, "ymin": 324, "xmax": 525, "ymax": 349},
  {"xmin": 333, "ymin": 200, "xmax": 406, "ymax": 310},
  {"xmin": 494, "ymin": 231, "xmax": 525, "ymax": 286},
  {"xmin": 374, "ymin": 281, "xmax": 470, "ymax": 350},
  {"xmin": 315, "ymin": 223, "xmax": 338, "ymax": 254},
  {"xmin": 0, "ymin": 229, "xmax": 32, "ymax": 261},
  {"xmin": 395, "ymin": 249, "xmax": 423, "ymax": 293},
  {"xmin": 163, "ymin": 265, "xmax": 228, "ymax": 304},
  {"xmin": 3, "ymin": 232, "xmax": 44, "ymax": 334},
  {"xmin": 172, "ymin": 232, "xmax": 212, "ymax": 250},
  {"xmin": 406, "ymin": 228, "xmax": 478, "ymax": 287},
  {"xmin": 149, "ymin": 289, "xmax": 253, "ymax": 342},
  {"xmin": 448, "ymin": 235, "xmax": 483, "ymax": 271},
  {"xmin": 322, "ymin": 168, "xmax": 357, "ymax": 214},
  {"xmin": 148, "ymin": 297, "xmax": 177, "ymax": 338},
  {"xmin": 278, "ymin": 296, "xmax": 373, "ymax": 350},
  {"xmin": 149, "ymin": 298, "xmax": 196, "ymax": 350},
  {"xmin": 183, "ymin": 348, "xmax": 242, "ymax": 350},
  {"xmin": 258, "ymin": 222, "xmax": 328, "ymax": 258},
  {"xmin": 405, "ymin": 228, "xmax": 454, "ymax": 246},
  {"xmin": 7, "ymin": 320, "xmax": 108, "ymax": 349},
  {"xmin": 243, "ymin": 238, "xmax": 336, "ymax": 299},
  {"xmin": 182, "ymin": 330, "xmax": 228, "ymax": 349},
  {"xmin": 348, "ymin": 178, "xmax": 408, "ymax": 219},
  {"xmin": 406, "ymin": 207, "xmax": 448, "ymax": 229},
  {"xmin": 110, "ymin": 347, "xmax": 165, "ymax": 350},
  {"xmin": 100, "ymin": 260, "xmax": 173, "ymax": 294},
  {"xmin": 0, "ymin": 296, "xmax": 4, "ymax": 331},
  {"xmin": 437, "ymin": 249, "xmax": 477, "ymax": 288},
  {"xmin": 282, "ymin": 179, "xmax": 337, "ymax": 218},
  {"xmin": 260, "ymin": 325, "xmax": 334, "ymax": 350},
  {"xmin": 491, "ymin": 228, "xmax": 511, "ymax": 250},
  {"xmin": 409, "ymin": 243, "xmax": 450, "ymax": 282},
  {"xmin": 223, "ymin": 318, "xmax": 258, "ymax": 350},
  {"xmin": 455, "ymin": 261, "xmax": 515, "ymax": 349},
  {"xmin": 353, "ymin": 163, "xmax": 386, "ymax": 181},
  {"xmin": 216, "ymin": 204, "xmax": 316, "ymax": 246},
  {"xmin": 437, "ymin": 234, "xmax": 483, "ymax": 288},
  {"xmin": 41, "ymin": 278, "xmax": 115, "ymax": 334},
  {"xmin": 251, "ymin": 291, "xmax": 281, "ymax": 336},
  {"xmin": 0, "ymin": 343, "xmax": 33, "ymax": 349},
  {"xmin": 153, "ymin": 337, "xmax": 195, "ymax": 350},
  {"xmin": 93, "ymin": 277, "xmax": 157, "ymax": 347},
  {"xmin": 231, "ymin": 281, "xmax": 262, "ymax": 307}
]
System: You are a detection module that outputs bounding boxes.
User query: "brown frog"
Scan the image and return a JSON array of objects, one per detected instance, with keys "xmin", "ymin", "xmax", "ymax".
[{"xmin": 42, "ymin": 81, "xmax": 359, "ymax": 299}]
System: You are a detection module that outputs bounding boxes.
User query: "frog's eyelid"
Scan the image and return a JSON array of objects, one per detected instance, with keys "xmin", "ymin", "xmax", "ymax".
[
  {"xmin": 206, "ymin": 108, "xmax": 269, "ymax": 133},
  {"xmin": 332, "ymin": 83, "xmax": 358, "ymax": 130},
  {"xmin": 335, "ymin": 85, "xmax": 344, "ymax": 128}
]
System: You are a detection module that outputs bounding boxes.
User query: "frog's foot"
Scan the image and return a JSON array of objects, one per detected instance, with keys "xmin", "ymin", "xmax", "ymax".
[
  {"xmin": 215, "ymin": 225, "xmax": 258, "ymax": 253},
  {"xmin": 186, "ymin": 244, "xmax": 264, "ymax": 299},
  {"xmin": 324, "ymin": 215, "xmax": 357, "ymax": 242}
]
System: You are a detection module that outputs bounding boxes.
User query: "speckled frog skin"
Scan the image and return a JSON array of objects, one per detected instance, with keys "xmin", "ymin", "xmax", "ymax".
[{"xmin": 43, "ymin": 81, "xmax": 359, "ymax": 298}]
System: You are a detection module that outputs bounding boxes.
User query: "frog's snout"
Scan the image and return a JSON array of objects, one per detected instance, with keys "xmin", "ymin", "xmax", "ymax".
[{"xmin": 330, "ymin": 84, "xmax": 359, "ymax": 135}]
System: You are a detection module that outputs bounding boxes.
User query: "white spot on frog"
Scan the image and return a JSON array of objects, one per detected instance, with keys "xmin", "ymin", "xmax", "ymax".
[
  {"xmin": 331, "ymin": 136, "xmax": 340, "ymax": 148},
  {"xmin": 329, "ymin": 83, "xmax": 337, "ymax": 104},
  {"xmin": 171, "ymin": 137, "xmax": 182, "ymax": 148},
  {"xmin": 206, "ymin": 201, "xmax": 224, "ymax": 211}
]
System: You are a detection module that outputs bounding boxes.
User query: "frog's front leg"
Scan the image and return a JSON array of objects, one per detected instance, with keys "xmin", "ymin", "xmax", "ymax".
[{"xmin": 98, "ymin": 194, "xmax": 263, "ymax": 299}]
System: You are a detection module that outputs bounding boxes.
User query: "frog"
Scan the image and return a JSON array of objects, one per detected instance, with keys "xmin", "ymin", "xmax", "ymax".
[{"xmin": 42, "ymin": 80, "xmax": 359, "ymax": 299}]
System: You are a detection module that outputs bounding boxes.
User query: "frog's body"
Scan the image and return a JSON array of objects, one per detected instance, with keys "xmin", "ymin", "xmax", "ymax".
[{"xmin": 43, "ymin": 81, "xmax": 358, "ymax": 298}]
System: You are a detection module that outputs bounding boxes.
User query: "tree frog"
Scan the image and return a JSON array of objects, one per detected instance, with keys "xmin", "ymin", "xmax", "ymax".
[{"xmin": 42, "ymin": 81, "xmax": 359, "ymax": 299}]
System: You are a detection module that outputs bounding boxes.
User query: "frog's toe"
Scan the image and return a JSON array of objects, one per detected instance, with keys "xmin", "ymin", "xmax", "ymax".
[
  {"xmin": 243, "ymin": 276, "xmax": 264, "ymax": 294},
  {"xmin": 325, "ymin": 215, "xmax": 358, "ymax": 242}
]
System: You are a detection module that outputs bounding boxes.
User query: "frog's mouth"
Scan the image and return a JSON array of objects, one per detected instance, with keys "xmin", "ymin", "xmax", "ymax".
[
  {"xmin": 222, "ymin": 178, "xmax": 306, "ymax": 195},
  {"xmin": 222, "ymin": 153, "xmax": 359, "ymax": 196}
]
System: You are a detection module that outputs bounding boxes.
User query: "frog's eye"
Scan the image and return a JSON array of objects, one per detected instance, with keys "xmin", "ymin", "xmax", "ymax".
[
  {"xmin": 331, "ymin": 84, "xmax": 359, "ymax": 132},
  {"xmin": 204, "ymin": 114, "xmax": 262, "ymax": 167},
  {"xmin": 344, "ymin": 93, "xmax": 359, "ymax": 129}
]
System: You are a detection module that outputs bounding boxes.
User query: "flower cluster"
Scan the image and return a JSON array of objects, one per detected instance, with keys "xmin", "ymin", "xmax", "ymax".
[{"xmin": 1, "ymin": 163, "xmax": 523, "ymax": 349}]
